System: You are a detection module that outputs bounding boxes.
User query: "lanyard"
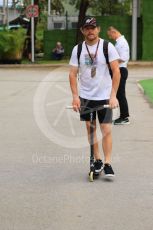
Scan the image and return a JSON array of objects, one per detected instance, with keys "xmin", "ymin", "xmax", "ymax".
[{"xmin": 85, "ymin": 39, "xmax": 100, "ymax": 64}]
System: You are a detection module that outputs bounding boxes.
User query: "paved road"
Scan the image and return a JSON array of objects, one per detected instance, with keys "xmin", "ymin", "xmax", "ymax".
[{"xmin": 0, "ymin": 66, "xmax": 153, "ymax": 230}]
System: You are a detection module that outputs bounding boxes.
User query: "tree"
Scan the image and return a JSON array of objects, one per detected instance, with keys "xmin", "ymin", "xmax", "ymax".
[
  {"xmin": 70, "ymin": 0, "xmax": 132, "ymax": 16},
  {"xmin": 76, "ymin": 0, "xmax": 90, "ymax": 43},
  {"xmin": 91, "ymin": 0, "xmax": 132, "ymax": 16},
  {"xmin": 69, "ymin": 0, "xmax": 132, "ymax": 43},
  {"xmin": 51, "ymin": 0, "xmax": 64, "ymax": 15},
  {"xmin": 69, "ymin": 0, "xmax": 97, "ymax": 43}
]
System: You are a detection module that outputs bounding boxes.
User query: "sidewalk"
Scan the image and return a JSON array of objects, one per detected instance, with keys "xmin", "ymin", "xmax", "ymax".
[{"xmin": 0, "ymin": 66, "xmax": 153, "ymax": 230}]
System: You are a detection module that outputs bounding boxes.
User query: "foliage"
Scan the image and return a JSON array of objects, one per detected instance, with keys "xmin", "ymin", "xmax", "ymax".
[
  {"xmin": 51, "ymin": 0, "xmax": 65, "ymax": 14},
  {"xmin": 0, "ymin": 29, "xmax": 26, "ymax": 62},
  {"xmin": 68, "ymin": 0, "xmax": 132, "ymax": 43},
  {"xmin": 69, "ymin": 0, "xmax": 132, "ymax": 16},
  {"xmin": 23, "ymin": 0, "xmax": 64, "ymax": 16}
]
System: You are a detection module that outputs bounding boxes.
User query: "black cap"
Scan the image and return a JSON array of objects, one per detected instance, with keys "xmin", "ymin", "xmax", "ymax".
[{"xmin": 82, "ymin": 17, "xmax": 98, "ymax": 28}]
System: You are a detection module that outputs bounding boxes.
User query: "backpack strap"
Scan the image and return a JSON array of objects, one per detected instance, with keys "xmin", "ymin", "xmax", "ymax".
[
  {"xmin": 103, "ymin": 40, "xmax": 112, "ymax": 77},
  {"xmin": 103, "ymin": 40, "xmax": 109, "ymax": 66},
  {"xmin": 77, "ymin": 43, "xmax": 82, "ymax": 66}
]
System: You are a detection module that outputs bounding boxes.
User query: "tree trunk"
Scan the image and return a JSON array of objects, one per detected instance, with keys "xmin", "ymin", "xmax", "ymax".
[{"xmin": 76, "ymin": 0, "xmax": 90, "ymax": 44}]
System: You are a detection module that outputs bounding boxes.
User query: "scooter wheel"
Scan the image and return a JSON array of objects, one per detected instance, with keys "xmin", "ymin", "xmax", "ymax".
[{"xmin": 89, "ymin": 171, "xmax": 94, "ymax": 182}]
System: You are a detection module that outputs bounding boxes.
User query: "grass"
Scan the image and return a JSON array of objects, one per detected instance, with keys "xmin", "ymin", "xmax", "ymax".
[{"xmin": 139, "ymin": 79, "xmax": 153, "ymax": 103}]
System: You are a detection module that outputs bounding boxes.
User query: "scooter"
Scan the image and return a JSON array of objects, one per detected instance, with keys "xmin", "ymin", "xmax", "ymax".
[{"xmin": 66, "ymin": 104, "xmax": 109, "ymax": 182}]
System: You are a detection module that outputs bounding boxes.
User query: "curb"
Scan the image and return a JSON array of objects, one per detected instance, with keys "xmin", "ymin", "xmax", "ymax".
[
  {"xmin": 0, "ymin": 61, "xmax": 153, "ymax": 69},
  {"xmin": 128, "ymin": 61, "xmax": 153, "ymax": 67},
  {"xmin": 137, "ymin": 81, "xmax": 145, "ymax": 94},
  {"xmin": 0, "ymin": 63, "xmax": 69, "ymax": 68}
]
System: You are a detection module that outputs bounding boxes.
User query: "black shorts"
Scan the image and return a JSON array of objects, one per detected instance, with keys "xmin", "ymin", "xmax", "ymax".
[{"xmin": 80, "ymin": 97, "xmax": 112, "ymax": 124}]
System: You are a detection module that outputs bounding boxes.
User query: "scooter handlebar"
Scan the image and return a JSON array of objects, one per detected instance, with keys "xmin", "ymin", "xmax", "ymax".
[
  {"xmin": 66, "ymin": 105, "xmax": 110, "ymax": 109},
  {"xmin": 66, "ymin": 105, "xmax": 74, "ymax": 109}
]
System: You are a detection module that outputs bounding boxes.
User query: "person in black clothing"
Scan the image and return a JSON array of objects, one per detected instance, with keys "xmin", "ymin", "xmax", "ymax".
[{"xmin": 107, "ymin": 26, "xmax": 130, "ymax": 125}]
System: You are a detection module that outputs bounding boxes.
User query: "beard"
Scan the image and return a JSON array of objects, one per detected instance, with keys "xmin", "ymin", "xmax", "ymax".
[{"xmin": 86, "ymin": 34, "xmax": 97, "ymax": 41}]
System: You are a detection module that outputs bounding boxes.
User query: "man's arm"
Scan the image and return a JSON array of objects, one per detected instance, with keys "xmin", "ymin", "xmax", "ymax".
[
  {"xmin": 109, "ymin": 60, "xmax": 120, "ymax": 108},
  {"xmin": 69, "ymin": 65, "xmax": 80, "ymax": 111}
]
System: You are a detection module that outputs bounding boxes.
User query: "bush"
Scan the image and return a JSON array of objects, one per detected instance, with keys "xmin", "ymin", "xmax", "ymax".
[{"xmin": 0, "ymin": 28, "xmax": 26, "ymax": 64}]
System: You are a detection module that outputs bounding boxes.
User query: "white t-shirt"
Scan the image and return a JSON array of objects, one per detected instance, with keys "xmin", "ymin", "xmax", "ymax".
[
  {"xmin": 115, "ymin": 35, "xmax": 129, "ymax": 68},
  {"xmin": 69, "ymin": 38, "xmax": 119, "ymax": 100}
]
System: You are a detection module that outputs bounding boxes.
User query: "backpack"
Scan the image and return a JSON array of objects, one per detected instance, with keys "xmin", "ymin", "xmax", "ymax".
[{"xmin": 77, "ymin": 40, "xmax": 111, "ymax": 71}]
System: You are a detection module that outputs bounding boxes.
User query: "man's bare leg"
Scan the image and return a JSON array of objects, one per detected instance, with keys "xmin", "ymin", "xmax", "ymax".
[
  {"xmin": 85, "ymin": 120, "xmax": 101, "ymax": 160},
  {"xmin": 100, "ymin": 123, "xmax": 112, "ymax": 164}
]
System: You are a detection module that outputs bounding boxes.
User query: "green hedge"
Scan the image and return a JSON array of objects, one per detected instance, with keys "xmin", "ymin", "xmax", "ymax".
[
  {"xmin": 142, "ymin": 0, "xmax": 153, "ymax": 60},
  {"xmin": 44, "ymin": 15, "xmax": 143, "ymax": 60},
  {"xmin": 97, "ymin": 15, "xmax": 131, "ymax": 41},
  {"xmin": 44, "ymin": 30, "xmax": 76, "ymax": 59}
]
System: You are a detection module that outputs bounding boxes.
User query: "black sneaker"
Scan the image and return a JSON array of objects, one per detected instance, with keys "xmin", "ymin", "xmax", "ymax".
[
  {"xmin": 94, "ymin": 159, "xmax": 103, "ymax": 174},
  {"xmin": 114, "ymin": 117, "xmax": 130, "ymax": 125},
  {"xmin": 103, "ymin": 163, "xmax": 115, "ymax": 177}
]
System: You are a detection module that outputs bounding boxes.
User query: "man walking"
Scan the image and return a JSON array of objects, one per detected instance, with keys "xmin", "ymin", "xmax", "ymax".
[
  {"xmin": 69, "ymin": 17, "xmax": 120, "ymax": 177},
  {"xmin": 107, "ymin": 26, "xmax": 130, "ymax": 125}
]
